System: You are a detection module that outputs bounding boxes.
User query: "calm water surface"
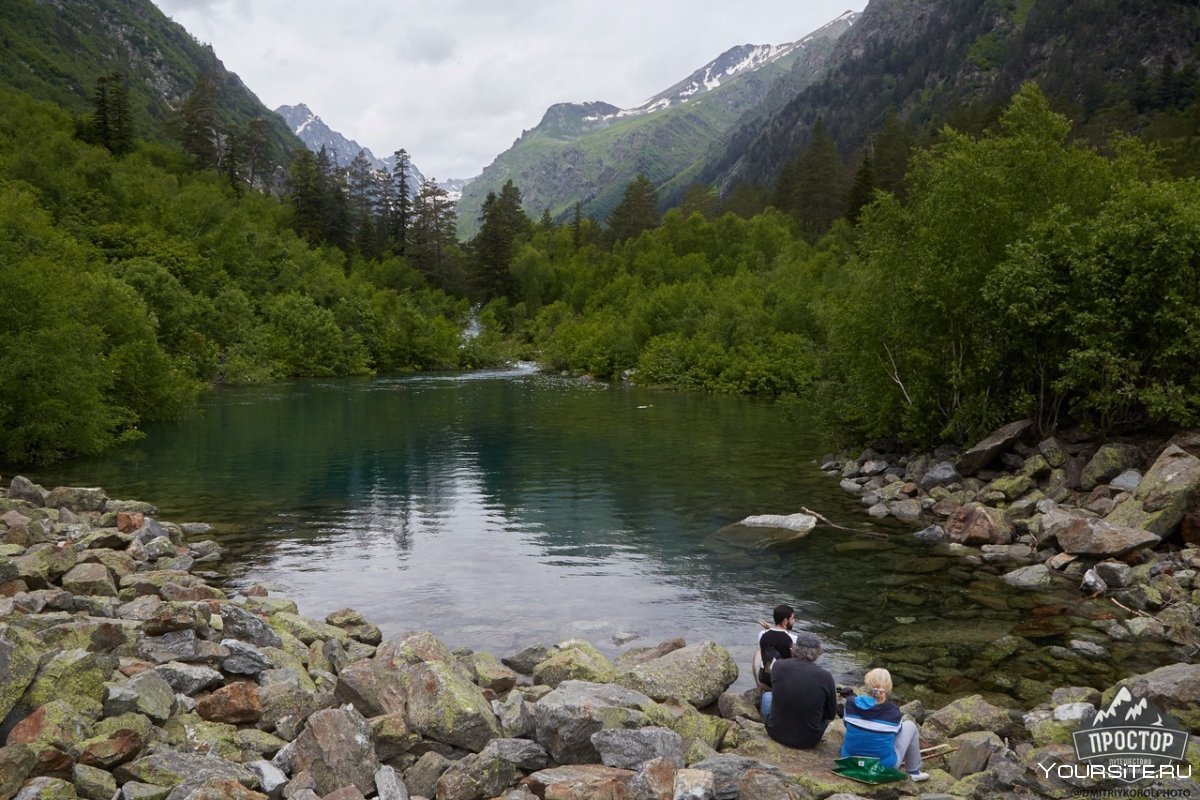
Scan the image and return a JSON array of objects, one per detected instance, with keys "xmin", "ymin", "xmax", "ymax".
[{"xmin": 30, "ymin": 367, "xmax": 1178, "ymax": 704}]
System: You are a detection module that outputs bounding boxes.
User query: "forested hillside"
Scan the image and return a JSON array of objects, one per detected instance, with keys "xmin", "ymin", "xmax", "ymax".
[
  {"xmin": 470, "ymin": 87, "xmax": 1200, "ymax": 448},
  {"xmin": 706, "ymin": 0, "xmax": 1200, "ymax": 192},
  {"xmin": 0, "ymin": 0, "xmax": 300, "ymax": 169},
  {"xmin": 0, "ymin": 92, "xmax": 475, "ymax": 464}
]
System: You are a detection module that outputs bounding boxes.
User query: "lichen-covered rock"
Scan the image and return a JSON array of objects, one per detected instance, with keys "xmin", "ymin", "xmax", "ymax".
[
  {"xmin": 1052, "ymin": 515, "xmax": 1160, "ymax": 557},
  {"xmin": 0, "ymin": 745, "xmax": 37, "ymax": 800},
  {"xmin": 104, "ymin": 670, "xmax": 177, "ymax": 723},
  {"xmin": 0, "ymin": 624, "xmax": 41, "ymax": 723},
  {"xmin": 469, "ymin": 651, "xmax": 519, "ymax": 694},
  {"xmin": 1002, "ymin": 564, "xmax": 1053, "ymax": 590},
  {"xmin": 6, "ymin": 700, "xmax": 92, "ymax": 775},
  {"xmin": 619, "ymin": 642, "xmax": 738, "ymax": 710},
  {"xmin": 533, "ymin": 681, "xmax": 656, "ymax": 765},
  {"xmin": 288, "ymin": 706, "xmax": 379, "ymax": 796},
  {"xmin": 13, "ymin": 776, "xmax": 79, "ymax": 799},
  {"xmin": 45, "ymin": 486, "xmax": 108, "ymax": 513},
  {"xmin": 77, "ymin": 712, "xmax": 152, "ymax": 768},
  {"xmin": 21, "ymin": 648, "xmax": 113, "ymax": 720},
  {"xmin": 403, "ymin": 751, "xmax": 452, "ymax": 798},
  {"xmin": 72, "ymin": 762, "xmax": 118, "ymax": 800},
  {"xmin": 613, "ymin": 638, "xmax": 686, "ymax": 671},
  {"xmin": 405, "ymin": 660, "xmax": 502, "ymax": 752},
  {"xmin": 375, "ymin": 630, "xmax": 456, "ymax": 667},
  {"xmin": 532, "ymin": 640, "xmax": 619, "ymax": 688},
  {"xmin": 922, "ymin": 695, "xmax": 1016, "ymax": 745},
  {"xmin": 8, "ymin": 476, "xmax": 48, "ymax": 507},
  {"xmin": 1080, "ymin": 443, "xmax": 1142, "ymax": 490},
  {"xmin": 1106, "ymin": 445, "xmax": 1200, "ymax": 536},
  {"xmin": 61, "ymin": 563, "xmax": 117, "ymax": 597},
  {"xmin": 645, "ymin": 699, "xmax": 733, "ymax": 753},
  {"xmin": 268, "ymin": 612, "xmax": 350, "ymax": 647},
  {"xmin": 114, "ymin": 750, "xmax": 255, "ymax": 791},
  {"xmin": 334, "ymin": 657, "xmax": 409, "ymax": 718}
]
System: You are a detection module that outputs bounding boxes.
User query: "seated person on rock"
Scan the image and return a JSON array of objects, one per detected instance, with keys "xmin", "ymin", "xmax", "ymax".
[
  {"xmin": 841, "ymin": 667, "xmax": 929, "ymax": 782},
  {"xmin": 757, "ymin": 603, "xmax": 800, "ymax": 687},
  {"xmin": 762, "ymin": 632, "xmax": 837, "ymax": 749}
]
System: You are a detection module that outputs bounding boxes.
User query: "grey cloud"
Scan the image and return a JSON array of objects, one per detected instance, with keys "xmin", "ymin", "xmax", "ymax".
[{"xmin": 399, "ymin": 26, "xmax": 458, "ymax": 65}]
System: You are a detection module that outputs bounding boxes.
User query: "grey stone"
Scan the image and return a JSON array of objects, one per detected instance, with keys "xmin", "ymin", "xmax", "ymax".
[
  {"xmin": 289, "ymin": 706, "xmax": 379, "ymax": 796},
  {"xmin": 221, "ymin": 640, "xmax": 273, "ymax": 675},
  {"xmin": 591, "ymin": 726, "xmax": 684, "ymax": 769},
  {"xmin": 155, "ymin": 662, "xmax": 224, "ymax": 696},
  {"xmin": 403, "ymin": 752, "xmax": 451, "ymax": 800},
  {"xmin": 501, "ymin": 642, "xmax": 548, "ymax": 675},
  {"xmin": 920, "ymin": 461, "xmax": 963, "ymax": 490},
  {"xmin": 497, "ymin": 691, "xmax": 536, "ymax": 739},
  {"xmin": 690, "ymin": 755, "xmax": 787, "ymax": 800},
  {"xmin": 534, "ymin": 680, "xmax": 655, "ymax": 764},
  {"xmin": 913, "ymin": 524, "xmax": 946, "ymax": 543},
  {"xmin": 957, "ymin": 420, "xmax": 1035, "ymax": 476},
  {"xmin": 1002, "ymin": 564, "xmax": 1053, "ymax": 590},
  {"xmin": 8, "ymin": 476, "xmax": 47, "ymax": 507},
  {"xmin": 1111, "ymin": 469, "xmax": 1143, "ymax": 492},
  {"xmin": 1069, "ymin": 639, "xmax": 1109, "ymax": 659},
  {"xmin": 220, "ymin": 605, "xmax": 283, "ymax": 649},
  {"xmin": 374, "ymin": 765, "xmax": 410, "ymax": 800},
  {"xmin": 1094, "ymin": 560, "xmax": 1133, "ymax": 588},
  {"xmin": 246, "ymin": 760, "xmax": 288, "ymax": 800},
  {"xmin": 103, "ymin": 670, "xmax": 176, "ymax": 722},
  {"xmin": 946, "ymin": 731, "xmax": 1004, "ymax": 778},
  {"xmin": 1081, "ymin": 443, "xmax": 1142, "ymax": 491}
]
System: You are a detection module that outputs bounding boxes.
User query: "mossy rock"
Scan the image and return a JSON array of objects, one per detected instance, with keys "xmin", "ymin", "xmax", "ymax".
[
  {"xmin": 72, "ymin": 763, "xmax": 118, "ymax": 800},
  {"xmin": 11, "ymin": 776, "xmax": 79, "ymax": 799},
  {"xmin": 21, "ymin": 649, "xmax": 114, "ymax": 721},
  {"xmin": 618, "ymin": 642, "xmax": 737, "ymax": 709},
  {"xmin": 989, "ymin": 474, "xmax": 1034, "ymax": 500},
  {"xmin": 0, "ymin": 624, "xmax": 42, "ymax": 723},
  {"xmin": 163, "ymin": 713, "xmax": 242, "ymax": 761},
  {"xmin": 645, "ymin": 698, "xmax": 732, "ymax": 751},
  {"xmin": 268, "ymin": 612, "xmax": 351, "ymax": 647},
  {"xmin": 404, "ymin": 660, "xmax": 502, "ymax": 752},
  {"xmin": 532, "ymin": 640, "xmax": 618, "ymax": 688}
]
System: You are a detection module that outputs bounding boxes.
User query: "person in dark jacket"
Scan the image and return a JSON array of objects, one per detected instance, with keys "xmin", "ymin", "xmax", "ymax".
[
  {"xmin": 841, "ymin": 668, "xmax": 929, "ymax": 782},
  {"xmin": 761, "ymin": 632, "xmax": 837, "ymax": 748}
]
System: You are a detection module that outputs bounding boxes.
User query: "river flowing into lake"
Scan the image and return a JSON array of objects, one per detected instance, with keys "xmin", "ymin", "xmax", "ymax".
[{"xmin": 27, "ymin": 367, "xmax": 1182, "ymax": 705}]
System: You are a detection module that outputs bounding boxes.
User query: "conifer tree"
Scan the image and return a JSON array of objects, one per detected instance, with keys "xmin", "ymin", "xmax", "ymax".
[
  {"xmin": 570, "ymin": 202, "xmax": 583, "ymax": 250},
  {"xmin": 606, "ymin": 174, "xmax": 660, "ymax": 244},
  {"xmin": 845, "ymin": 153, "xmax": 876, "ymax": 224},
  {"xmin": 85, "ymin": 72, "xmax": 135, "ymax": 156},
  {"xmin": 410, "ymin": 177, "xmax": 458, "ymax": 287},
  {"xmin": 471, "ymin": 180, "xmax": 531, "ymax": 301},
  {"xmin": 392, "ymin": 149, "xmax": 413, "ymax": 254},
  {"xmin": 179, "ymin": 75, "xmax": 221, "ymax": 170}
]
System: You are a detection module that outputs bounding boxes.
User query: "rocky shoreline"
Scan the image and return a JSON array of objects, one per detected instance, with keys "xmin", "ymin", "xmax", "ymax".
[{"xmin": 2, "ymin": 473, "xmax": 1199, "ymax": 799}]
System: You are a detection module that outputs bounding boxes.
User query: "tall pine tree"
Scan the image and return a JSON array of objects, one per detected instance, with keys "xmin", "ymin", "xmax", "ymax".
[
  {"xmin": 606, "ymin": 174, "xmax": 660, "ymax": 244},
  {"xmin": 471, "ymin": 179, "xmax": 532, "ymax": 301}
]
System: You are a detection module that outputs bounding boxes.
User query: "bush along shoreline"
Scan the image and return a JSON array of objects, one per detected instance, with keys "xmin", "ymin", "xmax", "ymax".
[{"xmin": 2, "ymin": 476, "xmax": 1200, "ymax": 799}]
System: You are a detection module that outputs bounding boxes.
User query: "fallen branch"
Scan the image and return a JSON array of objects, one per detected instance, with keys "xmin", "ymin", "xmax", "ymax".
[
  {"xmin": 800, "ymin": 507, "xmax": 889, "ymax": 539},
  {"xmin": 1110, "ymin": 597, "xmax": 1154, "ymax": 619}
]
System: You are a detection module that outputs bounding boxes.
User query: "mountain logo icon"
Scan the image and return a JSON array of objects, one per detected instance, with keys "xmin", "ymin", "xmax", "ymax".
[{"xmin": 1072, "ymin": 683, "xmax": 1190, "ymax": 784}]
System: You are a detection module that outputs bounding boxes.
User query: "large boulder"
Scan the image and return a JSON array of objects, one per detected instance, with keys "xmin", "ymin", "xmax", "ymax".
[
  {"xmin": 533, "ymin": 681, "xmax": 656, "ymax": 764},
  {"xmin": 956, "ymin": 420, "xmax": 1035, "ymax": 476},
  {"xmin": 6, "ymin": 700, "xmax": 92, "ymax": 776},
  {"xmin": 286, "ymin": 706, "xmax": 379, "ymax": 796},
  {"xmin": 220, "ymin": 606, "xmax": 283, "ymax": 649},
  {"xmin": 404, "ymin": 661, "xmax": 502, "ymax": 752},
  {"xmin": 0, "ymin": 625, "xmax": 41, "ymax": 724},
  {"xmin": 8, "ymin": 476, "xmax": 48, "ymax": 507},
  {"xmin": 114, "ymin": 750, "xmax": 255, "ymax": 791},
  {"xmin": 1052, "ymin": 516, "xmax": 1160, "ymax": 558},
  {"xmin": 1080, "ymin": 443, "xmax": 1142, "ymax": 491},
  {"xmin": 919, "ymin": 461, "xmax": 962, "ymax": 491},
  {"xmin": 334, "ymin": 657, "xmax": 409, "ymax": 718},
  {"xmin": 435, "ymin": 739, "xmax": 549, "ymax": 800},
  {"xmin": 1106, "ymin": 445, "xmax": 1200, "ymax": 536},
  {"xmin": 946, "ymin": 503, "xmax": 1014, "ymax": 546},
  {"xmin": 591, "ymin": 726, "xmax": 684, "ymax": 769},
  {"xmin": 103, "ymin": 670, "xmax": 176, "ymax": 723},
  {"xmin": 20, "ymin": 649, "xmax": 113, "ymax": 720},
  {"xmin": 618, "ymin": 642, "xmax": 737, "ymax": 709},
  {"xmin": 375, "ymin": 631, "xmax": 456, "ymax": 667},
  {"xmin": 922, "ymin": 694, "xmax": 1016, "ymax": 745},
  {"xmin": 61, "ymin": 563, "xmax": 118, "ymax": 598},
  {"xmin": 1110, "ymin": 662, "xmax": 1200, "ymax": 730},
  {"xmin": 532, "ymin": 640, "xmax": 619, "ymax": 688},
  {"xmin": 44, "ymin": 486, "xmax": 109, "ymax": 513}
]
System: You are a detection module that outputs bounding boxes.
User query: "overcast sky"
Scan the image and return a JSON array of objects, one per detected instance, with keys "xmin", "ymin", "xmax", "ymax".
[{"xmin": 152, "ymin": 1, "xmax": 867, "ymax": 180}]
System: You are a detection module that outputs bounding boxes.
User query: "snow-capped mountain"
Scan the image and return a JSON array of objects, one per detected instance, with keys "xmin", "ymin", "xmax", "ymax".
[{"xmin": 274, "ymin": 103, "xmax": 427, "ymax": 187}]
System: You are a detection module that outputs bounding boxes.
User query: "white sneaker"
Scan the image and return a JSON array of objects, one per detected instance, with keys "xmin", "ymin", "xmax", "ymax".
[{"xmin": 908, "ymin": 771, "xmax": 930, "ymax": 782}]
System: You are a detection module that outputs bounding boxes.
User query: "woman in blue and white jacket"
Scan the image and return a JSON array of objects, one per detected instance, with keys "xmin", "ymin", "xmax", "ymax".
[{"xmin": 841, "ymin": 668, "xmax": 929, "ymax": 782}]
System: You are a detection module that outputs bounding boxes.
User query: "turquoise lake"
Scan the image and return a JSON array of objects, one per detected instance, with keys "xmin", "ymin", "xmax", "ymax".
[{"xmin": 27, "ymin": 367, "xmax": 1179, "ymax": 704}]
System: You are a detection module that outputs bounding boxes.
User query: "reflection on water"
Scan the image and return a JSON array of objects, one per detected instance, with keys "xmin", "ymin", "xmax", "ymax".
[{"xmin": 27, "ymin": 369, "xmax": 1181, "ymax": 704}]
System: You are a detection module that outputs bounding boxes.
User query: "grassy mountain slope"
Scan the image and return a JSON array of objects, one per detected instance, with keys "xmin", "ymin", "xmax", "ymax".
[
  {"xmin": 706, "ymin": 0, "xmax": 1200, "ymax": 192},
  {"xmin": 456, "ymin": 16, "xmax": 855, "ymax": 237},
  {"xmin": 0, "ymin": 0, "xmax": 300, "ymax": 164}
]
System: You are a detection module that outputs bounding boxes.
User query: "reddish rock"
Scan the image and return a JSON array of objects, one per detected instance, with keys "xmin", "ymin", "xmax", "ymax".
[
  {"xmin": 1181, "ymin": 512, "xmax": 1200, "ymax": 546},
  {"xmin": 243, "ymin": 584, "xmax": 269, "ymax": 597},
  {"xmin": 0, "ymin": 579, "xmax": 28, "ymax": 597},
  {"xmin": 946, "ymin": 503, "xmax": 1014, "ymax": 545},
  {"xmin": 118, "ymin": 511, "xmax": 145, "ymax": 533},
  {"xmin": 177, "ymin": 778, "xmax": 268, "ymax": 799},
  {"xmin": 521, "ymin": 765, "xmax": 636, "ymax": 800},
  {"xmin": 197, "ymin": 682, "xmax": 262, "ymax": 724},
  {"xmin": 632, "ymin": 757, "xmax": 675, "ymax": 800},
  {"xmin": 78, "ymin": 728, "xmax": 146, "ymax": 769},
  {"xmin": 322, "ymin": 788, "xmax": 367, "ymax": 800}
]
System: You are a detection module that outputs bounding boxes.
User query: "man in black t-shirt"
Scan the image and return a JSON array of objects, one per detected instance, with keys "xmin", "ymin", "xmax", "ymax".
[
  {"xmin": 762, "ymin": 632, "xmax": 837, "ymax": 749},
  {"xmin": 757, "ymin": 603, "xmax": 799, "ymax": 687}
]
